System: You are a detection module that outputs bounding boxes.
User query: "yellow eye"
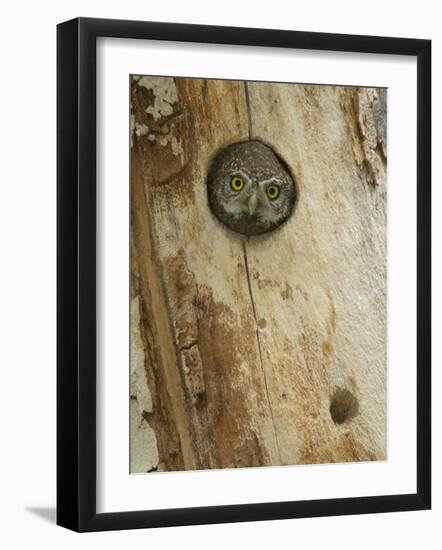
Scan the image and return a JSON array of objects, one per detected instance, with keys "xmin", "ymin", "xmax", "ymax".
[
  {"xmin": 267, "ymin": 184, "xmax": 280, "ymax": 200},
  {"xmin": 230, "ymin": 176, "xmax": 244, "ymax": 191}
]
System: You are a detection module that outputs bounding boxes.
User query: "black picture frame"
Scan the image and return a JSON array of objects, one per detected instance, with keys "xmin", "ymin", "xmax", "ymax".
[{"xmin": 57, "ymin": 17, "xmax": 431, "ymax": 532}]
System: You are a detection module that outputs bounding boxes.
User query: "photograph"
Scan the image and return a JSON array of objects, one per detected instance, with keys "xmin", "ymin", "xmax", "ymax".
[
  {"xmin": 129, "ymin": 75, "xmax": 388, "ymax": 473},
  {"xmin": 0, "ymin": 0, "xmax": 434, "ymax": 541}
]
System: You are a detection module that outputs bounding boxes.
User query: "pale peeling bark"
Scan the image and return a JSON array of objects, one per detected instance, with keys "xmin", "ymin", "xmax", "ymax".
[{"xmin": 130, "ymin": 76, "xmax": 387, "ymax": 472}]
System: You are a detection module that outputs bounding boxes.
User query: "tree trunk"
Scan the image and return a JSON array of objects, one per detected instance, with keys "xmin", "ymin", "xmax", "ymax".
[{"xmin": 130, "ymin": 76, "xmax": 387, "ymax": 473}]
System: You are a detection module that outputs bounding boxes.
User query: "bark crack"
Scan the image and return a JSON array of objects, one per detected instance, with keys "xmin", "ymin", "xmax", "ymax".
[
  {"xmin": 242, "ymin": 241, "xmax": 282, "ymax": 463},
  {"xmin": 244, "ymin": 82, "xmax": 253, "ymax": 140},
  {"xmin": 178, "ymin": 340, "xmax": 198, "ymax": 352}
]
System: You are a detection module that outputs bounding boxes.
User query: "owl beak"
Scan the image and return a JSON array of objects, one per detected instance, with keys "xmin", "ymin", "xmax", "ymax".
[{"xmin": 246, "ymin": 193, "xmax": 258, "ymax": 216}]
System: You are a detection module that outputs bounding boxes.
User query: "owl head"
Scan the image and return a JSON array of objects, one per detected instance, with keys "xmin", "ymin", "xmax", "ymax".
[{"xmin": 207, "ymin": 141, "xmax": 297, "ymax": 236}]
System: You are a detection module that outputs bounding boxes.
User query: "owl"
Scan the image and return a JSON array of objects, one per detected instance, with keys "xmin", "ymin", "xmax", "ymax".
[{"xmin": 207, "ymin": 141, "xmax": 297, "ymax": 236}]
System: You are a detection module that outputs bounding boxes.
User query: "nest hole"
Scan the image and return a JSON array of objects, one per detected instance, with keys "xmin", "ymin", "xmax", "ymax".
[{"xmin": 329, "ymin": 388, "xmax": 359, "ymax": 425}]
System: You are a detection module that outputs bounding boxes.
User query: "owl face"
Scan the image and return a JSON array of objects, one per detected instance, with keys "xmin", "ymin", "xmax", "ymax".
[{"xmin": 207, "ymin": 141, "xmax": 297, "ymax": 236}]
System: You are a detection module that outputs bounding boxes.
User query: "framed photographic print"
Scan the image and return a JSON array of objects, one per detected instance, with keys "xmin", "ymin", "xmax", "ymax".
[{"xmin": 57, "ymin": 18, "xmax": 431, "ymax": 531}]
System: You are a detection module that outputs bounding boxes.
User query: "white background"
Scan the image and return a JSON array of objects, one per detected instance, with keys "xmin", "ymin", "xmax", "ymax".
[
  {"xmin": 0, "ymin": 0, "xmax": 440, "ymax": 548},
  {"xmin": 98, "ymin": 39, "xmax": 417, "ymax": 512}
]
